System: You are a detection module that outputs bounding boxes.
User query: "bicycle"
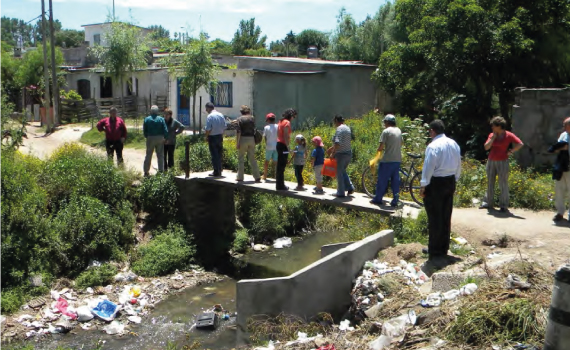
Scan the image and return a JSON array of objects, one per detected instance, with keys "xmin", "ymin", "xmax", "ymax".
[{"xmin": 361, "ymin": 152, "xmax": 424, "ymax": 206}]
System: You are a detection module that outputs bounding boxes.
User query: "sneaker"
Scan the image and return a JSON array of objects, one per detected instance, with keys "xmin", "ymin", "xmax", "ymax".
[
  {"xmin": 479, "ymin": 203, "xmax": 490, "ymax": 209},
  {"xmin": 553, "ymin": 214, "xmax": 564, "ymax": 221},
  {"xmin": 314, "ymin": 189, "xmax": 325, "ymax": 195}
]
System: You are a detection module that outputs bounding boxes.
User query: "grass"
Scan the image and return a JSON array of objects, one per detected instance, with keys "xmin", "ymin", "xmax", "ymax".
[
  {"xmin": 80, "ymin": 127, "xmax": 148, "ymax": 149},
  {"xmin": 247, "ymin": 313, "xmax": 333, "ymax": 345}
]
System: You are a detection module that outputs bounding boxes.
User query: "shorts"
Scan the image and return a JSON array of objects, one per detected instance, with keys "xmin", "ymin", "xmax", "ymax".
[
  {"xmin": 265, "ymin": 149, "xmax": 278, "ymax": 161},
  {"xmin": 314, "ymin": 165, "xmax": 323, "ymax": 183}
]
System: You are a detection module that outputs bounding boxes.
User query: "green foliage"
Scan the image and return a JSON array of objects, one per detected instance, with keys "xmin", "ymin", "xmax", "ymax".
[
  {"xmin": 211, "ymin": 38, "xmax": 233, "ymax": 55},
  {"xmin": 131, "ymin": 223, "xmax": 196, "ymax": 277},
  {"xmin": 244, "ymin": 48, "xmax": 272, "ymax": 57},
  {"xmin": 138, "ymin": 172, "xmax": 179, "ymax": 217},
  {"xmin": 393, "ymin": 209, "xmax": 429, "ymax": 245},
  {"xmin": 1, "ymin": 94, "xmax": 27, "ymax": 151},
  {"xmin": 60, "ymin": 89, "xmax": 83, "ymax": 101},
  {"xmin": 1, "ymin": 287, "xmax": 26, "ymax": 314},
  {"xmin": 75, "ymin": 264, "xmax": 118, "ymax": 288},
  {"xmin": 231, "ymin": 18, "xmax": 267, "ymax": 55},
  {"xmin": 296, "ymin": 29, "xmax": 329, "ymax": 56},
  {"xmin": 233, "ymin": 228, "xmax": 250, "ymax": 253},
  {"xmin": 148, "ymin": 24, "xmax": 170, "ymax": 40},
  {"xmin": 14, "ymin": 44, "xmax": 64, "ymax": 88},
  {"xmin": 80, "ymin": 127, "xmax": 147, "ymax": 149},
  {"xmin": 1, "ymin": 16, "xmax": 36, "ymax": 47},
  {"xmin": 55, "ymin": 29, "xmax": 85, "ymax": 48}
]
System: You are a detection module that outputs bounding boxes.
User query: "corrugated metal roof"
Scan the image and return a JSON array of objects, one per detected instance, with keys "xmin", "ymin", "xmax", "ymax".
[{"xmin": 235, "ymin": 56, "xmax": 376, "ymax": 67}]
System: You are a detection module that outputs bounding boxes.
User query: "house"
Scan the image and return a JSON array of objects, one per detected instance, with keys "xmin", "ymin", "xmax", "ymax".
[{"xmin": 82, "ymin": 22, "xmax": 152, "ymax": 47}]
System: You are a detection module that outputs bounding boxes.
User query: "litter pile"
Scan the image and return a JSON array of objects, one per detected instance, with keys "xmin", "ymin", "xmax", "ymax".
[{"xmin": 1, "ymin": 268, "xmax": 222, "ymax": 342}]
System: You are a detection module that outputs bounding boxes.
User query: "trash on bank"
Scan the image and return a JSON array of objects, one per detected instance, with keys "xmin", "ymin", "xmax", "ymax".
[
  {"xmin": 91, "ymin": 300, "xmax": 121, "ymax": 322},
  {"xmin": 77, "ymin": 305, "xmax": 94, "ymax": 322},
  {"xmin": 195, "ymin": 311, "xmax": 219, "ymax": 329},
  {"xmin": 368, "ymin": 310, "xmax": 417, "ymax": 350},
  {"xmin": 339, "ymin": 319, "xmax": 354, "ymax": 331},
  {"xmin": 103, "ymin": 320, "xmax": 125, "ymax": 335},
  {"xmin": 55, "ymin": 297, "xmax": 77, "ymax": 320},
  {"xmin": 254, "ymin": 340, "xmax": 276, "ymax": 350},
  {"xmin": 273, "ymin": 237, "xmax": 292, "ymax": 249},
  {"xmin": 128, "ymin": 315, "xmax": 142, "ymax": 324},
  {"xmin": 284, "ymin": 332, "xmax": 323, "ymax": 346}
]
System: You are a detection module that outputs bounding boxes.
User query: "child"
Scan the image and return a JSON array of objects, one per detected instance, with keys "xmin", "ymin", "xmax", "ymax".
[
  {"xmin": 292, "ymin": 134, "xmax": 307, "ymax": 190},
  {"xmin": 262, "ymin": 113, "xmax": 278, "ymax": 181},
  {"xmin": 311, "ymin": 136, "xmax": 325, "ymax": 194}
]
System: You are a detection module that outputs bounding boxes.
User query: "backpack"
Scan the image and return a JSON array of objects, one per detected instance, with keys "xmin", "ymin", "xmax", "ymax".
[{"xmin": 254, "ymin": 129, "xmax": 263, "ymax": 145}]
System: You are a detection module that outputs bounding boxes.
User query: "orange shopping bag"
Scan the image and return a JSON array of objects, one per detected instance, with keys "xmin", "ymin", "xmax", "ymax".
[{"xmin": 322, "ymin": 158, "xmax": 337, "ymax": 178}]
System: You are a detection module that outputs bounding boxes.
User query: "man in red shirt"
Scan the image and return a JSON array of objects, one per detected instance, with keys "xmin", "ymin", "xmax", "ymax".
[
  {"xmin": 97, "ymin": 107, "xmax": 127, "ymax": 165},
  {"xmin": 480, "ymin": 116, "xmax": 524, "ymax": 212}
]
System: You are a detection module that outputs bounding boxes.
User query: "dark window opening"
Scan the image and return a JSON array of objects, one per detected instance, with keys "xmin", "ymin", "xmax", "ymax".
[
  {"xmin": 77, "ymin": 79, "xmax": 91, "ymax": 99},
  {"xmin": 100, "ymin": 76, "xmax": 113, "ymax": 98}
]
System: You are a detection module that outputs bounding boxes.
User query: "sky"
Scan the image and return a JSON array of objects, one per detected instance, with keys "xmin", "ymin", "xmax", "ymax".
[{"xmin": 1, "ymin": 0, "xmax": 385, "ymax": 43}]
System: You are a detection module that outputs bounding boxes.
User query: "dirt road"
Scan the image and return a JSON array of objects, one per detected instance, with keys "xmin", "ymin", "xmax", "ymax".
[{"xmin": 20, "ymin": 123, "xmax": 157, "ymax": 174}]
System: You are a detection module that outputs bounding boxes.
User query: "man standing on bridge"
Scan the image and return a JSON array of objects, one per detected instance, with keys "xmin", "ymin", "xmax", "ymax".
[
  {"xmin": 420, "ymin": 120, "xmax": 461, "ymax": 266},
  {"xmin": 205, "ymin": 102, "xmax": 227, "ymax": 177},
  {"xmin": 371, "ymin": 114, "xmax": 402, "ymax": 207},
  {"xmin": 97, "ymin": 106, "xmax": 127, "ymax": 166}
]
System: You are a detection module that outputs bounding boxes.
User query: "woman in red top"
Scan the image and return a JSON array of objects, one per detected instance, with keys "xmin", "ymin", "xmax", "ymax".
[
  {"xmin": 276, "ymin": 108, "xmax": 297, "ymax": 190},
  {"xmin": 480, "ymin": 116, "xmax": 524, "ymax": 212}
]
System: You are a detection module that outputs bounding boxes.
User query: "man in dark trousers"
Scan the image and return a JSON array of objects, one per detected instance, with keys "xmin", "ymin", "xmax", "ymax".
[
  {"xmin": 97, "ymin": 106, "xmax": 127, "ymax": 165},
  {"xmin": 420, "ymin": 120, "xmax": 461, "ymax": 267},
  {"xmin": 204, "ymin": 102, "xmax": 227, "ymax": 177}
]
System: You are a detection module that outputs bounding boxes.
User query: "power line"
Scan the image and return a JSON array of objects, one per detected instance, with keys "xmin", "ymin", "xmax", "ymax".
[{"xmin": 25, "ymin": 14, "xmax": 44, "ymax": 25}]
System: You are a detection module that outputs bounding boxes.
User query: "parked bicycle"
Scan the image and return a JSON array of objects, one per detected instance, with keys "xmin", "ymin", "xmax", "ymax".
[{"xmin": 361, "ymin": 152, "xmax": 424, "ymax": 206}]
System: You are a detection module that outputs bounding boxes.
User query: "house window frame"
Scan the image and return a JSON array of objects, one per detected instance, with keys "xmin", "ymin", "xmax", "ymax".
[
  {"xmin": 210, "ymin": 81, "xmax": 233, "ymax": 108},
  {"xmin": 93, "ymin": 34, "xmax": 101, "ymax": 45}
]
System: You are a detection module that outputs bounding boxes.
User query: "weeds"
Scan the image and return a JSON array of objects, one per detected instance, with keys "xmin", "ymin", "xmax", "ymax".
[
  {"xmin": 75, "ymin": 264, "xmax": 118, "ymax": 288},
  {"xmin": 247, "ymin": 313, "xmax": 333, "ymax": 345},
  {"xmin": 233, "ymin": 228, "xmax": 250, "ymax": 253}
]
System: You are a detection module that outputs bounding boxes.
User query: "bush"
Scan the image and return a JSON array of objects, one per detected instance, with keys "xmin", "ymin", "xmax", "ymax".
[
  {"xmin": 75, "ymin": 264, "xmax": 118, "ymax": 288},
  {"xmin": 1, "ymin": 287, "xmax": 26, "ymax": 314},
  {"xmin": 131, "ymin": 223, "xmax": 196, "ymax": 277},
  {"xmin": 392, "ymin": 209, "xmax": 429, "ymax": 245},
  {"xmin": 138, "ymin": 172, "xmax": 179, "ymax": 217},
  {"xmin": 233, "ymin": 228, "xmax": 250, "ymax": 253},
  {"xmin": 51, "ymin": 195, "xmax": 134, "ymax": 276}
]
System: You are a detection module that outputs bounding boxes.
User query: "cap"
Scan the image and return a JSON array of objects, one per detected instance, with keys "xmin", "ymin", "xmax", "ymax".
[
  {"xmin": 266, "ymin": 113, "xmax": 276, "ymax": 121},
  {"xmin": 295, "ymin": 134, "xmax": 304, "ymax": 140},
  {"xmin": 383, "ymin": 114, "xmax": 396, "ymax": 123},
  {"xmin": 312, "ymin": 136, "xmax": 324, "ymax": 147}
]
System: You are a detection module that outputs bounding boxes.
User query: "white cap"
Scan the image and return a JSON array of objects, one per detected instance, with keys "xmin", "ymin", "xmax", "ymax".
[{"xmin": 295, "ymin": 134, "xmax": 304, "ymax": 140}]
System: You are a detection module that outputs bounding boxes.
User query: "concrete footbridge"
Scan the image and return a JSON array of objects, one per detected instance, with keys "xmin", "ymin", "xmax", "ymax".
[{"xmin": 177, "ymin": 171, "xmax": 420, "ymax": 216}]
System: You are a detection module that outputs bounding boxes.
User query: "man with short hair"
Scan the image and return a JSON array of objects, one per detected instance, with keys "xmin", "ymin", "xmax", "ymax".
[
  {"xmin": 371, "ymin": 114, "xmax": 402, "ymax": 207},
  {"xmin": 329, "ymin": 115, "xmax": 355, "ymax": 197},
  {"xmin": 143, "ymin": 105, "xmax": 168, "ymax": 176},
  {"xmin": 97, "ymin": 106, "xmax": 127, "ymax": 165},
  {"xmin": 204, "ymin": 102, "xmax": 227, "ymax": 177},
  {"xmin": 420, "ymin": 120, "xmax": 461, "ymax": 265},
  {"xmin": 553, "ymin": 117, "xmax": 570, "ymax": 221}
]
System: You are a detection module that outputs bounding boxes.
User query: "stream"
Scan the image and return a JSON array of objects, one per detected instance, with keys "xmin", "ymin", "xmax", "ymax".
[{"xmin": 29, "ymin": 229, "xmax": 354, "ymax": 350}]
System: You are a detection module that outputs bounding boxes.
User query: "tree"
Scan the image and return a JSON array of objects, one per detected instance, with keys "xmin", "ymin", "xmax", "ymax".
[
  {"xmin": 149, "ymin": 25, "xmax": 170, "ymax": 40},
  {"xmin": 1, "ymin": 16, "xmax": 36, "ymax": 47},
  {"xmin": 231, "ymin": 18, "xmax": 267, "ymax": 55},
  {"xmin": 296, "ymin": 29, "xmax": 329, "ymax": 56},
  {"xmin": 163, "ymin": 34, "xmax": 221, "ymax": 133},
  {"xmin": 92, "ymin": 21, "xmax": 150, "ymax": 113},
  {"xmin": 375, "ymin": 0, "xmax": 570, "ymax": 157},
  {"xmin": 34, "ymin": 18, "xmax": 62, "ymax": 43},
  {"xmin": 210, "ymin": 38, "xmax": 232, "ymax": 55},
  {"xmin": 55, "ymin": 29, "xmax": 85, "ymax": 48},
  {"xmin": 1, "ymin": 42, "xmax": 21, "ymax": 105}
]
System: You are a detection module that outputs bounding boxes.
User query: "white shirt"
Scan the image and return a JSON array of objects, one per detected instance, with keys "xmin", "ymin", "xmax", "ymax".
[
  {"xmin": 421, "ymin": 134, "xmax": 462, "ymax": 187},
  {"xmin": 558, "ymin": 132, "xmax": 570, "ymax": 156},
  {"xmin": 263, "ymin": 124, "xmax": 278, "ymax": 151}
]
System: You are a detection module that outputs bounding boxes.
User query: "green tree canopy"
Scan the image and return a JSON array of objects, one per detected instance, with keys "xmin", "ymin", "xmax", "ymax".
[
  {"xmin": 149, "ymin": 25, "xmax": 170, "ymax": 40},
  {"xmin": 210, "ymin": 38, "xmax": 232, "ymax": 55},
  {"xmin": 231, "ymin": 18, "xmax": 267, "ymax": 55},
  {"xmin": 34, "ymin": 18, "xmax": 62, "ymax": 43},
  {"xmin": 296, "ymin": 29, "xmax": 329, "ymax": 56},
  {"xmin": 55, "ymin": 29, "xmax": 85, "ymax": 48},
  {"xmin": 1, "ymin": 16, "xmax": 35, "ymax": 47}
]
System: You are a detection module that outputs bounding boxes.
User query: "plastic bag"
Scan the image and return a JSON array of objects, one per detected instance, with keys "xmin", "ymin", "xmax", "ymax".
[
  {"xmin": 273, "ymin": 237, "xmax": 292, "ymax": 249},
  {"xmin": 339, "ymin": 319, "xmax": 354, "ymax": 331},
  {"xmin": 103, "ymin": 320, "xmax": 124, "ymax": 335},
  {"xmin": 130, "ymin": 285, "xmax": 142, "ymax": 298},
  {"xmin": 460, "ymin": 283, "xmax": 478, "ymax": 295},
  {"xmin": 91, "ymin": 300, "xmax": 121, "ymax": 322},
  {"xmin": 55, "ymin": 297, "xmax": 77, "ymax": 320},
  {"xmin": 77, "ymin": 306, "xmax": 94, "ymax": 322},
  {"xmin": 322, "ymin": 158, "xmax": 337, "ymax": 178}
]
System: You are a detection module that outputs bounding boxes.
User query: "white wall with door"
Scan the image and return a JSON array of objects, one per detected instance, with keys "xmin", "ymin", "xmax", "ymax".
[{"xmin": 168, "ymin": 69, "xmax": 254, "ymax": 128}]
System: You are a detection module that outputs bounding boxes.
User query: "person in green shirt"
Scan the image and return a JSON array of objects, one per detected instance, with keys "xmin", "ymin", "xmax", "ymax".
[{"xmin": 143, "ymin": 105, "xmax": 168, "ymax": 176}]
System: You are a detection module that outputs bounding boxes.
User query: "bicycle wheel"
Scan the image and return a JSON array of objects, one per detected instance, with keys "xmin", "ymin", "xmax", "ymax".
[
  {"xmin": 409, "ymin": 172, "xmax": 424, "ymax": 206},
  {"xmin": 361, "ymin": 165, "xmax": 378, "ymax": 198}
]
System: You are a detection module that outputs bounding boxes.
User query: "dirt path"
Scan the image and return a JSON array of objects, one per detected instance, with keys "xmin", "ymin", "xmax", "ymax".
[
  {"xmin": 20, "ymin": 123, "xmax": 157, "ymax": 174},
  {"xmin": 452, "ymin": 207, "xmax": 570, "ymax": 269}
]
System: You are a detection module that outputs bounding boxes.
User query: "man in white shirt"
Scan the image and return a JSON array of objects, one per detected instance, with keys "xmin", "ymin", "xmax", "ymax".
[
  {"xmin": 262, "ymin": 113, "xmax": 278, "ymax": 181},
  {"xmin": 420, "ymin": 120, "xmax": 461, "ymax": 264},
  {"xmin": 553, "ymin": 117, "xmax": 570, "ymax": 221}
]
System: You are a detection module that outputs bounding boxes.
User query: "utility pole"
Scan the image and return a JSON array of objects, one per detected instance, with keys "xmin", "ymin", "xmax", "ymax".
[
  {"xmin": 49, "ymin": 0, "xmax": 60, "ymax": 126},
  {"xmin": 113, "ymin": 0, "xmax": 115, "ymax": 21},
  {"xmin": 41, "ymin": 0, "xmax": 52, "ymax": 131}
]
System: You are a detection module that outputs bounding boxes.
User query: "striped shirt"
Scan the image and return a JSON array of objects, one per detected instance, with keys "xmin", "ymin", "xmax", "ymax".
[{"xmin": 334, "ymin": 124, "xmax": 352, "ymax": 154}]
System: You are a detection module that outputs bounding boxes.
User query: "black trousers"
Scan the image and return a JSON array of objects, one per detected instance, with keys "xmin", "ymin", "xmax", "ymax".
[
  {"xmin": 423, "ymin": 175, "xmax": 456, "ymax": 258},
  {"xmin": 164, "ymin": 144, "xmax": 175, "ymax": 170},
  {"xmin": 105, "ymin": 139, "xmax": 123, "ymax": 164},
  {"xmin": 208, "ymin": 134, "xmax": 224, "ymax": 175},
  {"xmin": 276, "ymin": 142, "xmax": 289, "ymax": 189}
]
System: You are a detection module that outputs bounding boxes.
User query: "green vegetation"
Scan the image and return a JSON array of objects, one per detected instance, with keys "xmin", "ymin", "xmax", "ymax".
[
  {"xmin": 233, "ymin": 228, "xmax": 250, "ymax": 253},
  {"xmin": 131, "ymin": 223, "xmax": 196, "ymax": 277},
  {"xmin": 75, "ymin": 264, "xmax": 118, "ymax": 288},
  {"xmin": 392, "ymin": 209, "xmax": 429, "ymax": 245},
  {"xmin": 138, "ymin": 172, "xmax": 179, "ymax": 217},
  {"xmin": 80, "ymin": 126, "xmax": 147, "ymax": 149},
  {"xmin": 247, "ymin": 313, "xmax": 333, "ymax": 346}
]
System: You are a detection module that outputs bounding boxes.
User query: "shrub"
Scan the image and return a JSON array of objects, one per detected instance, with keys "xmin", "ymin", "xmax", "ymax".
[
  {"xmin": 233, "ymin": 228, "xmax": 250, "ymax": 253},
  {"xmin": 131, "ymin": 223, "xmax": 196, "ymax": 277},
  {"xmin": 51, "ymin": 195, "xmax": 134, "ymax": 276},
  {"xmin": 75, "ymin": 264, "xmax": 118, "ymax": 288},
  {"xmin": 392, "ymin": 209, "xmax": 429, "ymax": 245},
  {"xmin": 138, "ymin": 172, "xmax": 179, "ymax": 217},
  {"xmin": 0, "ymin": 287, "xmax": 26, "ymax": 314}
]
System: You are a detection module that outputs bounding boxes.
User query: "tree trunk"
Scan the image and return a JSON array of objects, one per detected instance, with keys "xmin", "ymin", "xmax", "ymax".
[
  {"xmin": 192, "ymin": 92, "xmax": 197, "ymax": 134},
  {"xmin": 121, "ymin": 76, "xmax": 125, "ymax": 118}
]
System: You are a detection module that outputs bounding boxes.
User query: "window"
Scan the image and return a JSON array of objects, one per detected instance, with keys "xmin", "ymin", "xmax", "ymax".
[
  {"xmin": 77, "ymin": 79, "xmax": 91, "ymax": 99},
  {"xmin": 210, "ymin": 82, "xmax": 233, "ymax": 108},
  {"xmin": 93, "ymin": 34, "xmax": 101, "ymax": 45},
  {"xmin": 100, "ymin": 76, "xmax": 112, "ymax": 98}
]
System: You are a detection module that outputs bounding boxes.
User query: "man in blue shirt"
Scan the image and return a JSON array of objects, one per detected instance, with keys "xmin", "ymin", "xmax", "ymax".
[
  {"xmin": 143, "ymin": 105, "xmax": 168, "ymax": 176},
  {"xmin": 204, "ymin": 102, "xmax": 227, "ymax": 177}
]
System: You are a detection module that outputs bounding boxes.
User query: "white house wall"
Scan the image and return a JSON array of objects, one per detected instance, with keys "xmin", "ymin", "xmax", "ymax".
[{"xmin": 168, "ymin": 69, "xmax": 253, "ymax": 127}]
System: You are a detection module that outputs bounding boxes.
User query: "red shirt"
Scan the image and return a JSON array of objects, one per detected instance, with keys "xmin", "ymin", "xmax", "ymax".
[
  {"xmin": 97, "ymin": 117, "xmax": 127, "ymax": 141},
  {"xmin": 277, "ymin": 119, "xmax": 291, "ymax": 144},
  {"xmin": 486, "ymin": 131, "xmax": 522, "ymax": 161}
]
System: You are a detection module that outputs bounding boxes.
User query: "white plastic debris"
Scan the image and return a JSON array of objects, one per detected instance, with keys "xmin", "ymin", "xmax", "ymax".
[
  {"xmin": 103, "ymin": 320, "xmax": 125, "ymax": 335},
  {"xmin": 50, "ymin": 290, "xmax": 60, "ymax": 301},
  {"xmin": 273, "ymin": 237, "xmax": 292, "ymax": 249},
  {"xmin": 114, "ymin": 273, "xmax": 126, "ymax": 282},
  {"xmin": 86, "ymin": 287, "xmax": 94, "ymax": 294},
  {"xmin": 170, "ymin": 274, "xmax": 184, "ymax": 280},
  {"xmin": 339, "ymin": 319, "xmax": 355, "ymax": 331},
  {"xmin": 460, "ymin": 283, "xmax": 478, "ymax": 296},
  {"xmin": 369, "ymin": 310, "xmax": 417, "ymax": 349},
  {"xmin": 128, "ymin": 316, "xmax": 142, "ymax": 324},
  {"xmin": 80, "ymin": 322, "xmax": 92, "ymax": 330},
  {"xmin": 368, "ymin": 335, "xmax": 392, "ymax": 350},
  {"xmin": 442, "ymin": 289, "xmax": 460, "ymax": 300},
  {"xmin": 422, "ymin": 293, "xmax": 442, "ymax": 307},
  {"xmin": 63, "ymin": 292, "xmax": 77, "ymax": 300},
  {"xmin": 486, "ymin": 252, "xmax": 502, "ymax": 259},
  {"xmin": 254, "ymin": 340, "xmax": 275, "ymax": 350},
  {"xmin": 77, "ymin": 306, "xmax": 94, "ymax": 322},
  {"xmin": 284, "ymin": 332, "xmax": 322, "ymax": 346},
  {"xmin": 452, "ymin": 237, "xmax": 468, "ymax": 245},
  {"xmin": 17, "ymin": 314, "xmax": 34, "ymax": 323}
]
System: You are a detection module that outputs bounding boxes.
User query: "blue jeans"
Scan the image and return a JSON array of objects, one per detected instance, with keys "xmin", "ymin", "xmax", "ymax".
[
  {"xmin": 335, "ymin": 152, "xmax": 354, "ymax": 196},
  {"xmin": 373, "ymin": 162, "xmax": 400, "ymax": 206},
  {"xmin": 208, "ymin": 134, "xmax": 223, "ymax": 175}
]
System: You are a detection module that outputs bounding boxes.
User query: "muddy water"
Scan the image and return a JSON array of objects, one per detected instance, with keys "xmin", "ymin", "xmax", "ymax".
[{"xmin": 31, "ymin": 230, "xmax": 353, "ymax": 350}]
